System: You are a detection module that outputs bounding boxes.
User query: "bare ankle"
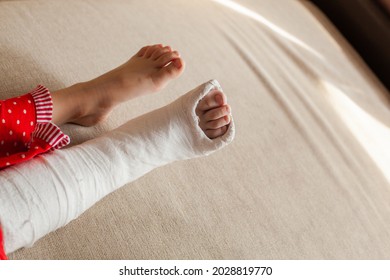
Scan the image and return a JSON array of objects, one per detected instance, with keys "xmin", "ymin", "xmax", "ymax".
[
  {"xmin": 71, "ymin": 81, "xmax": 119, "ymax": 126},
  {"xmin": 52, "ymin": 83, "xmax": 86, "ymax": 125}
]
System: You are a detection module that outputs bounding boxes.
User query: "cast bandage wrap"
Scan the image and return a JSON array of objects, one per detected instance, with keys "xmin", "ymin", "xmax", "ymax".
[{"xmin": 0, "ymin": 80, "xmax": 235, "ymax": 254}]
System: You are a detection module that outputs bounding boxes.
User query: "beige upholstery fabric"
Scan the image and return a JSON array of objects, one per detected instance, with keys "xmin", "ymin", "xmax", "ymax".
[{"xmin": 1, "ymin": 0, "xmax": 389, "ymax": 259}]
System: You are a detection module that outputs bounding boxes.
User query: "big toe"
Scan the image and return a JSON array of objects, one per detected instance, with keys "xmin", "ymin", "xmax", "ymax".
[
  {"xmin": 196, "ymin": 90, "xmax": 227, "ymax": 114},
  {"xmin": 153, "ymin": 57, "xmax": 185, "ymax": 88}
]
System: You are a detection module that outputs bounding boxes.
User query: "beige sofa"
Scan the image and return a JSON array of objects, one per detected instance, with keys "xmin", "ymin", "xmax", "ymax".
[{"xmin": 1, "ymin": 0, "xmax": 389, "ymax": 259}]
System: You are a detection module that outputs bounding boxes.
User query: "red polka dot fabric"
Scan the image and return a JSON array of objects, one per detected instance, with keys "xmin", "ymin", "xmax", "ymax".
[
  {"xmin": 0, "ymin": 85, "xmax": 70, "ymax": 260},
  {"xmin": 0, "ymin": 85, "xmax": 70, "ymax": 170}
]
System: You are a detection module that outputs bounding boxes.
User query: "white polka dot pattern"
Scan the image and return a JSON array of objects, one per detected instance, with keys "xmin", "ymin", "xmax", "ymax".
[{"xmin": 0, "ymin": 85, "xmax": 70, "ymax": 169}]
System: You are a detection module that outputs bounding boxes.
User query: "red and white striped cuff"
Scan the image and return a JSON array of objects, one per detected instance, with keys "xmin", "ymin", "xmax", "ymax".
[
  {"xmin": 30, "ymin": 85, "xmax": 53, "ymax": 124},
  {"xmin": 30, "ymin": 123, "xmax": 70, "ymax": 150},
  {"xmin": 29, "ymin": 85, "xmax": 70, "ymax": 150}
]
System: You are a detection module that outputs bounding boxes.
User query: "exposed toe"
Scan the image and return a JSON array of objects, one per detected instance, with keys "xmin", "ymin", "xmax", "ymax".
[
  {"xmin": 152, "ymin": 57, "xmax": 185, "ymax": 88},
  {"xmin": 204, "ymin": 115, "xmax": 230, "ymax": 130},
  {"xmin": 151, "ymin": 46, "xmax": 172, "ymax": 60},
  {"xmin": 203, "ymin": 105, "xmax": 230, "ymax": 121},
  {"xmin": 144, "ymin": 44, "xmax": 163, "ymax": 58},
  {"xmin": 205, "ymin": 125, "xmax": 228, "ymax": 139},
  {"xmin": 162, "ymin": 58, "xmax": 184, "ymax": 75},
  {"xmin": 157, "ymin": 51, "xmax": 180, "ymax": 67},
  {"xmin": 196, "ymin": 90, "xmax": 227, "ymax": 113}
]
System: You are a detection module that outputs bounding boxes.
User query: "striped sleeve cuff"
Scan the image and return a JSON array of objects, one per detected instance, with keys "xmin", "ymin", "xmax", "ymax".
[
  {"xmin": 29, "ymin": 85, "xmax": 70, "ymax": 150},
  {"xmin": 30, "ymin": 123, "xmax": 70, "ymax": 150},
  {"xmin": 30, "ymin": 85, "xmax": 53, "ymax": 124}
]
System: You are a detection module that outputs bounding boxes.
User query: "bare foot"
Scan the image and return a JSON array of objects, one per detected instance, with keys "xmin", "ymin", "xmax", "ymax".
[
  {"xmin": 52, "ymin": 44, "xmax": 185, "ymax": 126},
  {"xmin": 196, "ymin": 90, "xmax": 231, "ymax": 139}
]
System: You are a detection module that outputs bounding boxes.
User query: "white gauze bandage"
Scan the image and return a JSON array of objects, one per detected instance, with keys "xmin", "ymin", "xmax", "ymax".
[{"xmin": 0, "ymin": 80, "xmax": 235, "ymax": 254}]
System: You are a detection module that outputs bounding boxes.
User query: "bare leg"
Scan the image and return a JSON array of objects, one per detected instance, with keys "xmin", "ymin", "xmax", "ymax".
[{"xmin": 51, "ymin": 44, "xmax": 185, "ymax": 126}]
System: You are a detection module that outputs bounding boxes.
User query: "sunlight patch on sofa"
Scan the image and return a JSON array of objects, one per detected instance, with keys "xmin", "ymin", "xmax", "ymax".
[
  {"xmin": 213, "ymin": 0, "xmax": 323, "ymax": 59},
  {"xmin": 323, "ymin": 81, "xmax": 390, "ymax": 183}
]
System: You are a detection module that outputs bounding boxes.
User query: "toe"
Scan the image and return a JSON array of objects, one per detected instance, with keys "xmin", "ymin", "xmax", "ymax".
[
  {"xmin": 151, "ymin": 46, "xmax": 172, "ymax": 60},
  {"xmin": 144, "ymin": 44, "xmax": 163, "ymax": 58},
  {"xmin": 203, "ymin": 115, "xmax": 231, "ymax": 130},
  {"xmin": 152, "ymin": 57, "xmax": 185, "ymax": 87},
  {"xmin": 203, "ymin": 105, "xmax": 230, "ymax": 121},
  {"xmin": 196, "ymin": 91, "xmax": 227, "ymax": 113},
  {"xmin": 161, "ymin": 58, "xmax": 184, "ymax": 75},
  {"xmin": 205, "ymin": 125, "xmax": 228, "ymax": 139},
  {"xmin": 156, "ymin": 51, "xmax": 180, "ymax": 67}
]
